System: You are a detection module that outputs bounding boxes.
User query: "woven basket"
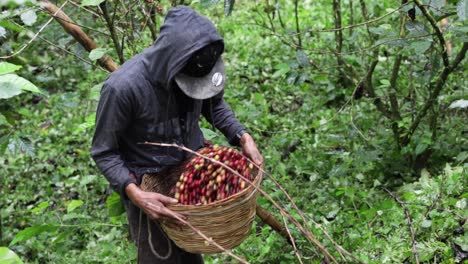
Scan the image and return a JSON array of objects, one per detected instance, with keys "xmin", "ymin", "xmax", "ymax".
[{"xmin": 141, "ymin": 148, "xmax": 262, "ymax": 254}]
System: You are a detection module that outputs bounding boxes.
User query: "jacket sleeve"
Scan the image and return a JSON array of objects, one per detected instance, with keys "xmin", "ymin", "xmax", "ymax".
[
  {"xmin": 202, "ymin": 91, "xmax": 246, "ymax": 146},
  {"xmin": 91, "ymin": 83, "xmax": 135, "ymax": 197}
]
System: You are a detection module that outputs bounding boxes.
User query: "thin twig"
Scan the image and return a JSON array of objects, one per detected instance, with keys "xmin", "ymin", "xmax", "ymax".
[
  {"xmin": 143, "ymin": 142, "xmax": 339, "ymax": 263},
  {"xmin": 68, "ymin": 0, "xmax": 102, "ymax": 17},
  {"xmin": 280, "ymin": 212, "xmax": 304, "ymax": 264},
  {"xmin": 145, "ymin": 202, "xmax": 249, "ymax": 264},
  {"xmin": 38, "ymin": 7, "xmax": 111, "ymax": 36},
  {"xmin": 291, "ymin": 3, "xmax": 409, "ymax": 35},
  {"xmin": 0, "ymin": 1, "xmax": 69, "ymax": 59},
  {"xmin": 99, "ymin": 1, "xmax": 125, "ymax": 64},
  {"xmin": 384, "ymin": 188, "xmax": 420, "ymax": 264},
  {"xmin": 10, "ymin": 20, "xmax": 99, "ymax": 69}
]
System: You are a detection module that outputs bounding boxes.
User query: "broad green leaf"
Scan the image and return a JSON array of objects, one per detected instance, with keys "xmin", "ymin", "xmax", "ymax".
[
  {"xmin": 368, "ymin": 27, "xmax": 386, "ymax": 35},
  {"xmin": 20, "ymin": 10, "xmax": 36, "ymax": 26},
  {"xmin": 379, "ymin": 79, "xmax": 390, "ymax": 88},
  {"xmin": 0, "ymin": 81, "xmax": 22, "ymax": 99},
  {"xmin": 106, "ymin": 191, "xmax": 124, "ymax": 217},
  {"xmin": 30, "ymin": 201, "xmax": 49, "ymax": 214},
  {"xmin": 272, "ymin": 63, "xmax": 290, "ymax": 78},
  {"xmin": 67, "ymin": 199, "xmax": 84, "ymax": 213},
  {"xmin": 455, "ymin": 151, "xmax": 468, "ymax": 162},
  {"xmin": 449, "ymin": 99, "xmax": 468, "ymax": 109},
  {"xmin": 0, "ymin": 62, "xmax": 22, "ymax": 75},
  {"xmin": 90, "ymin": 82, "xmax": 103, "ymax": 100},
  {"xmin": 7, "ymin": 136, "xmax": 34, "ymax": 156},
  {"xmin": 415, "ymin": 143, "xmax": 428, "ymax": 155},
  {"xmin": 421, "ymin": 219, "xmax": 432, "ymax": 228},
  {"xmin": 89, "ymin": 48, "xmax": 108, "ymax": 61},
  {"xmin": 0, "ymin": 20, "xmax": 23, "ymax": 33},
  {"xmin": 410, "ymin": 40, "xmax": 432, "ymax": 54},
  {"xmin": 405, "ymin": 21, "xmax": 429, "ymax": 37},
  {"xmin": 458, "ymin": 0, "xmax": 466, "ymax": 21},
  {"xmin": 0, "ymin": 247, "xmax": 24, "ymax": 264},
  {"xmin": 0, "ymin": 135, "xmax": 8, "ymax": 153},
  {"xmin": 297, "ymin": 50, "xmax": 311, "ymax": 68},
  {"xmin": 455, "ymin": 198, "xmax": 466, "ymax": 209},
  {"xmin": 0, "ymin": 113, "xmax": 8, "ymax": 125},
  {"xmin": 81, "ymin": 0, "xmax": 105, "ymax": 6},
  {"xmin": 9, "ymin": 225, "xmax": 58, "ymax": 246},
  {"xmin": 76, "ymin": 113, "xmax": 96, "ymax": 132},
  {"xmin": 0, "ymin": 74, "xmax": 42, "ymax": 97},
  {"xmin": 51, "ymin": 230, "xmax": 74, "ymax": 246},
  {"xmin": 0, "ymin": 26, "xmax": 5, "ymax": 38},
  {"xmin": 201, "ymin": 127, "xmax": 218, "ymax": 141}
]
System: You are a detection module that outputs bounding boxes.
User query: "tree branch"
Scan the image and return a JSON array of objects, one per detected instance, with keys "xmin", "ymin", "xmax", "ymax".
[
  {"xmin": 363, "ymin": 50, "xmax": 393, "ymax": 119},
  {"xmin": 405, "ymin": 42, "xmax": 467, "ymax": 143},
  {"xmin": 413, "ymin": 0, "xmax": 449, "ymax": 67},
  {"xmin": 294, "ymin": 0, "xmax": 302, "ymax": 48},
  {"xmin": 40, "ymin": 0, "xmax": 118, "ymax": 72},
  {"xmin": 99, "ymin": 1, "xmax": 125, "ymax": 64}
]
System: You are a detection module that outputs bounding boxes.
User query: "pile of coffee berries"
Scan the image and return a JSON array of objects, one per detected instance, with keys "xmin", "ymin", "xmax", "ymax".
[{"xmin": 174, "ymin": 145, "xmax": 255, "ymax": 205}]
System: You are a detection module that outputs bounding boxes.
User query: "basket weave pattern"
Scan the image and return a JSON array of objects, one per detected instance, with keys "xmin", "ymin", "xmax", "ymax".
[{"xmin": 141, "ymin": 149, "xmax": 262, "ymax": 254}]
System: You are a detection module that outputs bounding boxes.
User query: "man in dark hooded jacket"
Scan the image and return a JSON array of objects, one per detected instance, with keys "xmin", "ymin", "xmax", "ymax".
[{"xmin": 91, "ymin": 5, "xmax": 263, "ymax": 264}]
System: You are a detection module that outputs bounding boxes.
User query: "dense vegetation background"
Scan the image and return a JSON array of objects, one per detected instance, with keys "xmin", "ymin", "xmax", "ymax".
[{"xmin": 0, "ymin": 0, "xmax": 466, "ymax": 263}]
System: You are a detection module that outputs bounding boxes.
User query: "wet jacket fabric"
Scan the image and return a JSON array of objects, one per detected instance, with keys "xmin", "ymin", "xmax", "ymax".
[{"xmin": 91, "ymin": 6, "xmax": 245, "ymax": 197}]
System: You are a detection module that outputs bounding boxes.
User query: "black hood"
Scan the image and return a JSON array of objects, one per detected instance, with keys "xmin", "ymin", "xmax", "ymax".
[{"xmin": 142, "ymin": 5, "xmax": 224, "ymax": 90}]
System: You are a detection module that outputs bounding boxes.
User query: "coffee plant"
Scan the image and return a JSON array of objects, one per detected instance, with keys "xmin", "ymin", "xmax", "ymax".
[{"xmin": 1, "ymin": 0, "xmax": 466, "ymax": 263}]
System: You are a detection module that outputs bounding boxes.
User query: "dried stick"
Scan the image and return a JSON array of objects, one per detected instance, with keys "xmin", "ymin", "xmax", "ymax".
[
  {"xmin": 251, "ymin": 158, "xmax": 363, "ymax": 263},
  {"xmin": 384, "ymin": 188, "xmax": 419, "ymax": 264},
  {"xmin": 280, "ymin": 212, "xmax": 304, "ymax": 264},
  {"xmin": 143, "ymin": 142, "xmax": 338, "ymax": 263},
  {"xmin": 145, "ymin": 201, "xmax": 249, "ymax": 264},
  {"xmin": 0, "ymin": 1, "xmax": 68, "ymax": 59}
]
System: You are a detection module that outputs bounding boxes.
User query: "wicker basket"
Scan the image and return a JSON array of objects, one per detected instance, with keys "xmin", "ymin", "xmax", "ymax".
[{"xmin": 141, "ymin": 149, "xmax": 262, "ymax": 254}]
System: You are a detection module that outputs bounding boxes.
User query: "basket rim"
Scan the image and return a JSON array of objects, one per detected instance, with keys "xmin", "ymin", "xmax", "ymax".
[{"xmin": 167, "ymin": 167, "xmax": 263, "ymax": 214}]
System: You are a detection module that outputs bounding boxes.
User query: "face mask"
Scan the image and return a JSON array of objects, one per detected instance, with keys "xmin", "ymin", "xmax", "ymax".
[{"xmin": 180, "ymin": 42, "xmax": 224, "ymax": 77}]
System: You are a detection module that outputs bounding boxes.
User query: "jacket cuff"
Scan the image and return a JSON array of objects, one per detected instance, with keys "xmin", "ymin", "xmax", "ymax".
[
  {"xmin": 119, "ymin": 177, "xmax": 137, "ymax": 200},
  {"xmin": 228, "ymin": 128, "xmax": 248, "ymax": 147}
]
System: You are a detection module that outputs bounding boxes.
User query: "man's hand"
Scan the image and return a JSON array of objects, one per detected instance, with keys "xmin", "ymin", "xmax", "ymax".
[
  {"xmin": 125, "ymin": 183, "xmax": 186, "ymax": 225},
  {"xmin": 240, "ymin": 133, "xmax": 263, "ymax": 166}
]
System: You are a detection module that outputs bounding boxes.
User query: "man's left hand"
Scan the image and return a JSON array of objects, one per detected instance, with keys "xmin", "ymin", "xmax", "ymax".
[{"xmin": 240, "ymin": 133, "xmax": 263, "ymax": 166}]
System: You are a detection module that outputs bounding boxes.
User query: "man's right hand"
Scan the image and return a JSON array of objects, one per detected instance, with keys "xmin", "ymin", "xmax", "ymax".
[{"xmin": 125, "ymin": 183, "xmax": 186, "ymax": 225}]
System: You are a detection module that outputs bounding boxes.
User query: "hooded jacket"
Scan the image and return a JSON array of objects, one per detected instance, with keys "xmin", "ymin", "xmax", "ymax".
[{"xmin": 91, "ymin": 6, "xmax": 246, "ymax": 197}]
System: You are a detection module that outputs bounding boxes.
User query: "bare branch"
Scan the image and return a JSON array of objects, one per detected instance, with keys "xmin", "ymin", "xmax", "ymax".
[{"xmin": 280, "ymin": 212, "xmax": 304, "ymax": 264}]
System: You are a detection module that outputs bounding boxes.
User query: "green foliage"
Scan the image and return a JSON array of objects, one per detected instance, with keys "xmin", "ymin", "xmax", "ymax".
[
  {"xmin": 0, "ymin": 0, "xmax": 467, "ymax": 263},
  {"xmin": 0, "ymin": 247, "xmax": 24, "ymax": 264}
]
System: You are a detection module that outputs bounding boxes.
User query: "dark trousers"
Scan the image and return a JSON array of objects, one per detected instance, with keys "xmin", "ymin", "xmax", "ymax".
[{"xmin": 123, "ymin": 198, "xmax": 204, "ymax": 264}]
